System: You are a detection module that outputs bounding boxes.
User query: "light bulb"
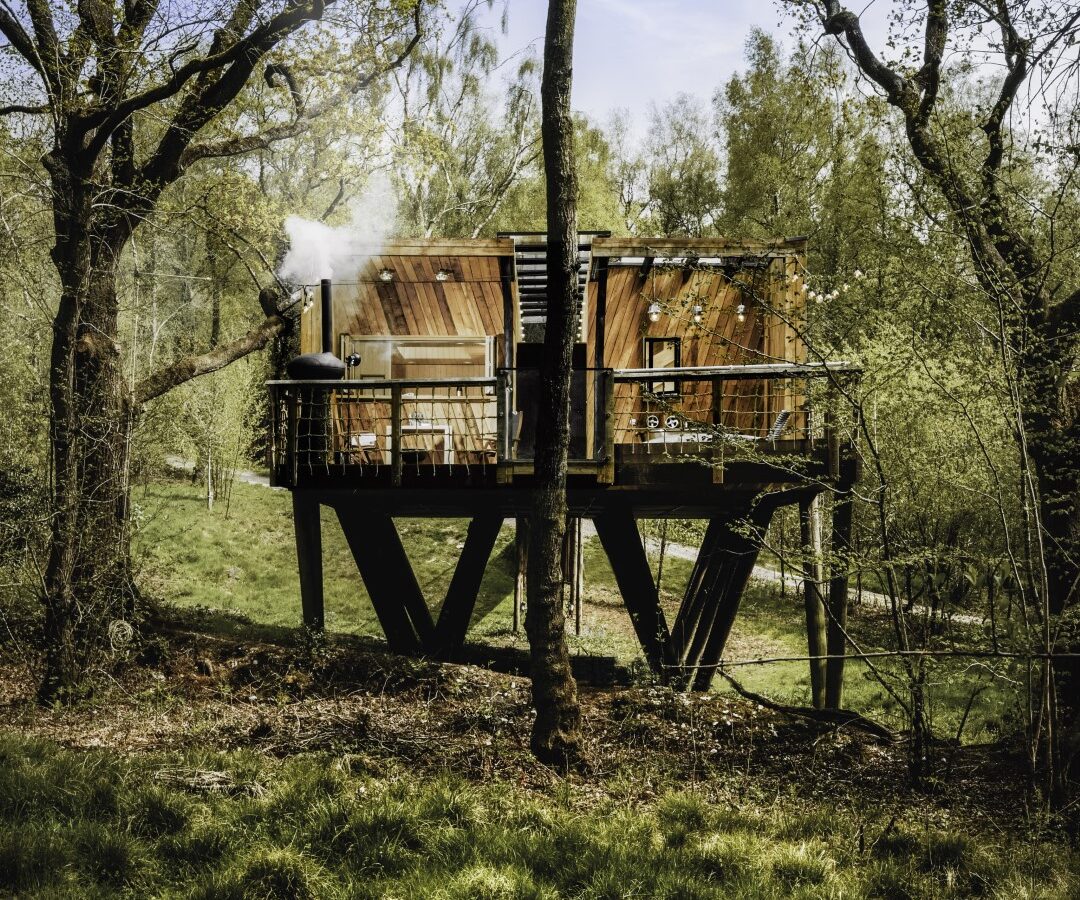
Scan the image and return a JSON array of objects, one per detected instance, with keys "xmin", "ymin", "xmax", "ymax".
[
  {"xmin": 647, "ymin": 302, "xmax": 661, "ymax": 323},
  {"xmin": 691, "ymin": 304, "xmax": 703, "ymax": 324},
  {"xmin": 378, "ymin": 268, "xmax": 394, "ymax": 282},
  {"xmin": 435, "ymin": 269, "xmax": 450, "ymax": 282},
  {"xmin": 736, "ymin": 303, "xmax": 746, "ymax": 323}
]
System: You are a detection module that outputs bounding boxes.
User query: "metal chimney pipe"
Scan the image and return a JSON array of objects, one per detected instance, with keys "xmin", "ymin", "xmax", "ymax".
[{"xmin": 320, "ymin": 278, "xmax": 333, "ymax": 354}]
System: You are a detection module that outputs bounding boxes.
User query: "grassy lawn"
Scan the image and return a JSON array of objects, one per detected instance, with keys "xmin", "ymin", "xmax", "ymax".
[
  {"xmin": 135, "ymin": 478, "xmax": 1017, "ymax": 745},
  {"xmin": 1, "ymin": 730, "xmax": 1073, "ymax": 899}
]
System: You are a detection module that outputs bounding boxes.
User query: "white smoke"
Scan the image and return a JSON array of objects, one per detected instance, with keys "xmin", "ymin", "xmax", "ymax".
[{"xmin": 278, "ymin": 172, "xmax": 398, "ymax": 284}]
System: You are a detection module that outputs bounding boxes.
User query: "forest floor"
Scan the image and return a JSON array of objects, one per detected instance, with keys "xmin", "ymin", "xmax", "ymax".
[
  {"xmin": 0, "ymin": 613, "xmax": 1076, "ymax": 898},
  {"xmin": 1, "ymin": 476, "xmax": 1071, "ymax": 897}
]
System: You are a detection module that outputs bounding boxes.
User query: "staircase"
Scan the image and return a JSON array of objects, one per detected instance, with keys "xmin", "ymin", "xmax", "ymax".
[{"xmin": 498, "ymin": 231, "xmax": 609, "ymax": 335}]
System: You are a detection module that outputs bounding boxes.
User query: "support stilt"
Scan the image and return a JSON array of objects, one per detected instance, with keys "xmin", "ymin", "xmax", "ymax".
[
  {"xmin": 593, "ymin": 510, "xmax": 675, "ymax": 675},
  {"xmin": 293, "ymin": 493, "xmax": 324, "ymax": 630},
  {"xmin": 433, "ymin": 516, "xmax": 504, "ymax": 658},
  {"xmin": 514, "ymin": 517, "xmax": 528, "ymax": 632},
  {"xmin": 826, "ymin": 488, "xmax": 854, "ymax": 709},
  {"xmin": 336, "ymin": 509, "xmax": 430, "ymax": 653},
  {"xmin": 799, "ymin": 495, "xmax": 828, "ymax": 709},
  {"xmin": 669, "ymin": 505, "xmax": 774, "ymax": 691}
]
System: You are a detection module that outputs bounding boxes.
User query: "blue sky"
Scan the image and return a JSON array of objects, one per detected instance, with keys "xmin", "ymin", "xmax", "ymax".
[
  {"xmin": 462, "ymin": 1, "xmax": 804, "ymax": 127},
  {"xmin": 458, "ymin": 1, "xmax": 894, "ymax": 136}
]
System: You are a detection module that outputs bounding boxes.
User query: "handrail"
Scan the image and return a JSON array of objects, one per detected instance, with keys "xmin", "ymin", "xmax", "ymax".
[
  {"xmin": 612, "ymin": 361, "xmax": 859, "ymax": 381},
  {"xmin": 267, "ymin": 376, "xmax": 498, "ymax": 388}
]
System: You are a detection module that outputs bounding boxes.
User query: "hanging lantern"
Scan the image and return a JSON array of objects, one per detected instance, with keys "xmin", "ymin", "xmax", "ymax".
[
  {"xmin": 647, "ymin": 301, "xmax": 661, "ymax": 322},
  {"xmin": 691, "ymin": 304, "xmax": 703, "ymax": 325},
  {"xmin": 736, "ymin": 302, "xmax": 747, "ymax": 323}
]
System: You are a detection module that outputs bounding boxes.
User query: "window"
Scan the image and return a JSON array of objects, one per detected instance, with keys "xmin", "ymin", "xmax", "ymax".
[
  {"xmin": 643, "ymin": 337, "xmax": 681, "ymax": 395},
  {"xmin": 342, "ymin": 336, "xmax": 493, "ymax": 384}
]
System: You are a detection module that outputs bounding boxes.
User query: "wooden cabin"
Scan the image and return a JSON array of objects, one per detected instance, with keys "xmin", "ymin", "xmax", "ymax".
[{"xmin": 270, "ymin": 235, "xmax": 859, "ymax": 691}]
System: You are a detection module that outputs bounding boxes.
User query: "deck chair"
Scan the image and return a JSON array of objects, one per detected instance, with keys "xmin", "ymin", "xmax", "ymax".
[
  {"xmin": 763, "ymin": 409, "xmax": 792, "ymax": 442},
  {"xmin": 718, "ymin": 408, "xmax": 792, "ymax": 444}
]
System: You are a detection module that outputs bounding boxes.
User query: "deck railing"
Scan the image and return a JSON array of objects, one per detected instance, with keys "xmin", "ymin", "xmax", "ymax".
[
  {"xmin": 609, "ymin": 362, "xmax": 860, "ymax": 458},
  {"xmin": 268, "ymin": 377, "xmax": 502, "ymax": 485},
  {"xmin": 267, "ymin": 362, "xmax": 859, "ymax": 486}
]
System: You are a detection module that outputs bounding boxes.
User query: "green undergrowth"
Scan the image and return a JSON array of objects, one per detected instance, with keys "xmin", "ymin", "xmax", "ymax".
[{"xmin": 0, "ymin": 731, "xmax": 1073, "ymax": 899}]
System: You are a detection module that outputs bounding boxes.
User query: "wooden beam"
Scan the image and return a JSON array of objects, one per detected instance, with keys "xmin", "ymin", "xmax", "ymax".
[
  {"xmin": 799, "ymin": 496, "xmax": 828, "ymax": 709},
  {"xmin": 592, "ymin": 510, "xmax": 675, "ymax": 674},
  {"xmin": 671, "ymin": 515, "xmax": 731, "ymax": 664},
  {"xmin": 350, "ymin": 238, "xmax": 516, "ymax": 257},
  {"xmin": 432, "ymin": 515, "xmax": 504, "ymax": 658},
  {"xmin": 292, "ymin": 493, "xmax": 324, "ymax": 630},
  {"xmin": 826, "ymin": 488, "xmax": 855, "ymax": 709},
  {"xmin": 686, "ymin": 504, "xmax": 775, "ymax": 691},
  {"xmin": 335, "ymin": 508, "xmax": 431, "ymax": 653},
  {"xmin": 499, "ymin": 254, "xmax": 517, "ymax": 365},
  {"xmin": 593, "ymin": 237, "xmax": 807, "ymax": 258}
]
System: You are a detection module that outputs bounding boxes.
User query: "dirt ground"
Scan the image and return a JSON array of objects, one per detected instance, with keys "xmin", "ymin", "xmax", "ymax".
[{"xmin": 0, "ymin": 608, "xmax": 1040, "ymax": 839}]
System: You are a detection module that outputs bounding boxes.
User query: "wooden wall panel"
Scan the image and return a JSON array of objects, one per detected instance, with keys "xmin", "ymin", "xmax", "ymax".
[
  {"xmin": 300, "ymin": 247, "xmax": 511, "ymax": 353},
  {"xmin": 586, "ymin": 252, "xmax": 807, "ymax": 445}
]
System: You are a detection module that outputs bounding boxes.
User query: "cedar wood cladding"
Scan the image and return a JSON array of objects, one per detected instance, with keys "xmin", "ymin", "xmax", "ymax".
[{"xmin": 299, "ymin": 239, "xmax": 514, "ymax": 355}]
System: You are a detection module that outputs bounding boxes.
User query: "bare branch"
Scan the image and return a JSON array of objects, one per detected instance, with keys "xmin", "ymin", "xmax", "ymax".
[
  {"xmin": 179, "ymin": 3, "xmax": 423, "ymax": 167},
  {"xmin": 135, "ymin": 288, "xmax": 288, "ymax": 404},
  {"xmin": 82, "ymin": 0, "xmax": 327, "ymax": 150}
]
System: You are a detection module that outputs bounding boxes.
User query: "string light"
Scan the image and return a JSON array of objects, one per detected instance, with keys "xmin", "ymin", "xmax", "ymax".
[
  {"xmin": 378, "ymin": 268, "xmax": 394, "ymax": 282},
  {"xmin": 435, "ymin": 269, "xmax": 450, "ymax": 282},
  {"xmin": 736, "ymin": 303, "xmax": 746, "ymax": 323},
  {"xmin": 691, "ymin": 304, "xmax": 703, "ymax": 325},
  {"xmin": 647, "ymin": 301, "xmax": 661, "ymax": 322}
]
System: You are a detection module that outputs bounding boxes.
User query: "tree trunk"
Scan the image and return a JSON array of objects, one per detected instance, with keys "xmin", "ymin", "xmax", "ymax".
[
  {"xmin": 40, "ymin": 163, "xmax": 135, "ymax": 704},
  {"xmin": 525, "ymin": 0, "xmax": 582, "ymax": 767}
]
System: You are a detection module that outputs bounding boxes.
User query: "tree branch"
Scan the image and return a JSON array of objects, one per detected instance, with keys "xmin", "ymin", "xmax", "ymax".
[
  {"xmin": 0, "ymin": 102, "xmax": 48, "ymax": 116},
  {"xmin": 179, "ymin": 3, "xmax": 422, "ymax": 167},
  {"xmin": 82, "ymin": 0, "xmax": 326, "ymax": 152},
  {"xmin": 915, "ymin": 0, "xmax": 946, "ymax": 124},
  {"xmin": 0, "ymin": 4, "xmax": 51, "ymax": 87},
  {"xmin": 136, "ymin": 288, "xmax": 288, "ymax": 404}
]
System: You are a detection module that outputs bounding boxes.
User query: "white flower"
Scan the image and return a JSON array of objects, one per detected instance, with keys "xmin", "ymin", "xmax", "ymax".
[
  {"xmin": 854, "ymin": 268, "xmax": 865, "ymax": 280},
  {"xmin": 842, "ymin": 283, "xmax": 849, "ymax": 292}
]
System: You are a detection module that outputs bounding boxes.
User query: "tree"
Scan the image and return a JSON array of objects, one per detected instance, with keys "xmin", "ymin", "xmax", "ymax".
[
  {"xmin": 525, "ymin": 0, "xmax": 582, "ymax": 766},
  {"xmin": 0, "ymin": 0, "xmax": 421, "ymax": 702},
  {"xmin": 644, "ymin": 94, "xmax": 723, "ymax": 236},
  {"xmin": 390, "ymin": 2, "xmax": 541, "ymax": 238},
  {"xmin": 805, "ymin": 0, "xmax": 1080, "ymax": 795}
]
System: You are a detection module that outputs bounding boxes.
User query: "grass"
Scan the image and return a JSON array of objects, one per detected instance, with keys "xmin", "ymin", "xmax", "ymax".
[
  {"xmin": 0, "ymin": 730, "xmax": 1073, "ymax": 899},
  {"xmin": 135, "ymin": 477, "xmax": 1017, "ymax": 744}
]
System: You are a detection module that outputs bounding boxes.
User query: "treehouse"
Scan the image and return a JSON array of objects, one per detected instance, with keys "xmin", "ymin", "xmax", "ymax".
[{"xmin": 268, "ymin": 234, "xmax": 859, "ymax": 689}]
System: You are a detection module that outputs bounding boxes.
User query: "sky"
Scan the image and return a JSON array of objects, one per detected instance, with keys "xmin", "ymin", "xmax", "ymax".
[
  {"xmin": 451, "ymin": 1, "xmax": 901, "ymax": 140},
  {"xmin": 458, "ymin": 1, "xmax": 816, "ymax": 132}
]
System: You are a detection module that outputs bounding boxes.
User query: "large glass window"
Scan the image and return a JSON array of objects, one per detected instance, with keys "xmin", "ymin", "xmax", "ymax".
[
  {"xmin": 644, "ymin": 337, "xmax": 681, "ymax": 395},
  {"xmin": 342, "ymin": 336, "xmax": 492, "ymax": 382}
]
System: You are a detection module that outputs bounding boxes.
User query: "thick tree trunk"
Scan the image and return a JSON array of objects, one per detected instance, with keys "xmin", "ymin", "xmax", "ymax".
[
  {"xmin": 1021, "ymin": 344, "xmax": 1080, "ymax": 786},
  {"xmin": 525, "ymin": 0, "xmax": 582, "ymax": 766},
  {"xmin": 40, "ymin": 164, "xmax": 135, "ymax": 704}
]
